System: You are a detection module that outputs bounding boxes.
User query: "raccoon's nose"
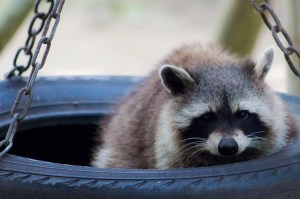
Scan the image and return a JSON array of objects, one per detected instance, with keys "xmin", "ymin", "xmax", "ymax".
[{"xmin": 218, "ymin": 138, "xmax": 238, "ymax": 156}]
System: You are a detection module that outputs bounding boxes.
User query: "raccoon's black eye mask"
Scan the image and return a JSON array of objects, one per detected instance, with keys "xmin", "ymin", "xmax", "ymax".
[
  {"xmin": 181, "ymin": 108, "xmax": 267, "ymax": 141},
  {"xmin": 199, "ymin": 110, "xmax": 250, "ymax": 124}
]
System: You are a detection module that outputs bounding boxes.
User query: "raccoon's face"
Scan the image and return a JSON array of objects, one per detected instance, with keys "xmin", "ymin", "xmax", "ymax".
[{"xmin": 159, "ymin": 47, "xmax": 278, "ymax": 166}]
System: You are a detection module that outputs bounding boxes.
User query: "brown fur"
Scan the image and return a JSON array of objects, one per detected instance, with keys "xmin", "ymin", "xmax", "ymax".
[{"xmin": 93, "ymin": 74, "xmax": 164, "ymax": 168}]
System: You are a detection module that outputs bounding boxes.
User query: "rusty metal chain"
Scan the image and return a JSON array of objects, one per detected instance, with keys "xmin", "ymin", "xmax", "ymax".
[
  {"xmin": 0, "ymin": 0, "xmax": 65, "ymax": 158},
  {"xmin": 249, "ymin": 0, "xmax": 300, "ymax": 77}
]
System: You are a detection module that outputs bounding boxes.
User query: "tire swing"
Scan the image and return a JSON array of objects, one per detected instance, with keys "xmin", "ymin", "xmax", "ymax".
[{"xmin": 1, "ymin": 1, "xmax": 300, "ymax": 199}]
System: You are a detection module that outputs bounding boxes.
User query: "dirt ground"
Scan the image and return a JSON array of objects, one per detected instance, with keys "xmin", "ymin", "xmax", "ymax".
[{"xmin": 0, "ymin": 0, "xmax": 296, "ymax": 94}]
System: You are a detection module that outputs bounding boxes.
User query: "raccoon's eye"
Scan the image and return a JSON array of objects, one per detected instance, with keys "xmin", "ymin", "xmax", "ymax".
[
  {"xmin": 237, "ymin": 110, "xmax": 249, "ymax": 120},
  {"xmin": 202, "ymin": 112, "xmax": 214, "ymax": 121}
]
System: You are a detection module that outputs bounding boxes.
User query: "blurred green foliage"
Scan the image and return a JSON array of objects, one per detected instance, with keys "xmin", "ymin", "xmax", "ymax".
[{"xmin": 0, "ymin": 0, "xmax": 34, "ymax": 53}]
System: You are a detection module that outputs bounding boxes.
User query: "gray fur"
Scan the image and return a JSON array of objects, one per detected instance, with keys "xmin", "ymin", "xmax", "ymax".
[{"xmin": 91, "ymin": 43, "xmax": 298, "ymax": 169}]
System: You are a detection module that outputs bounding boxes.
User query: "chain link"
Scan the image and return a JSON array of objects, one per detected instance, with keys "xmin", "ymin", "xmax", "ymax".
[
  {"xmin": 0, "ymin": 0, "xmax": 65, "ymax": 159},
  {"xmin": 249, "ymin": 0, "xmax": 300, "ymax": 77},
  {"xmin": 6, "ymin": 0, "xmax": 54, "ymax": 78}
]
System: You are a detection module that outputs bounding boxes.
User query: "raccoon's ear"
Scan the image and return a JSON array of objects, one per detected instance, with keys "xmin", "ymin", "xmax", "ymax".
[
  {"xmin": 159, "ymin": 65, "xmax": 195, "ymax": 95},
  {"xmin": 254, "ymin": 46, "xmax": 274, "ymax": 79}
]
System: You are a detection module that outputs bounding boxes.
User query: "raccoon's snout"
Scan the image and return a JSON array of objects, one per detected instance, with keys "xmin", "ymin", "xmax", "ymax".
[{"xmin": 218, "ymin": 138, "xmax": 239, "ymax": 156}]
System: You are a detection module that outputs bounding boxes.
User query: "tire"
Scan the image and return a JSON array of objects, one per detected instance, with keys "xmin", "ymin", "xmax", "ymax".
[{"xmin": 0, "ymin": 76, "xmax": 300, "ymax": 199}]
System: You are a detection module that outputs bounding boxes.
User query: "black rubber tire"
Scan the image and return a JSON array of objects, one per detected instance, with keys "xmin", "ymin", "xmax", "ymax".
[{"xmin": 0, "ymin": 76, "xmax": 300, "ymax": 199}]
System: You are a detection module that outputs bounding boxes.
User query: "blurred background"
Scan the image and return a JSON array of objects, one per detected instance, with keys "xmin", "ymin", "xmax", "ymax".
[{"xmin": 0, "ymin": 0, "xmax": 299, "ymax": 95}]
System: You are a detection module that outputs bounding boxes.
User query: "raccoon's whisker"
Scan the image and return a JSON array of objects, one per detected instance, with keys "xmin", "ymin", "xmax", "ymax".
[
  {"xmin": 169, "ymin": 141, "xmax": 203, "ymax": 158},
  {"xmin": 168, "ymin": 141, "xmax": 204, "ymax": 162},
  {"xmin": 183, "ymin": 147, "xmax": 206, "ymax": 167},
  {"xmin": 172, "ymin": 138, "xmax": 206, "ymax": 156},
  {"xmin": 247, "ymin": 131, "xmax": 265, "ymax": 138},
  {"xmin": 251, "ymin": 137, "xmax": 266, "ymax": 141},
  {"xmin": 182, "ymin": 142, "xmax": 207, "ymax": 166},
  {"xmin": 176, "ymin": 140, "xmax": 204, "ymax": 151},
  {"xmin": 251, "ymin": 136, "xmax": 271, "ymax": 143},
  {"xmin": 182, "ymin": 143, "xmax": 204, "ymax": 154},
  {"xmin": 178, "ymin": 137, "xmax": 207, "ymax": 145},
  {"xmin": 249, "ymin": 136, "xmax": 273, "ymax": 149},
  {"xmin": 247, "ymin": 131, "xmax": 268, "ymax": 147},
  {"xmin": 168, "ymin": 141, "xmax": 206, "ymax": 167}
]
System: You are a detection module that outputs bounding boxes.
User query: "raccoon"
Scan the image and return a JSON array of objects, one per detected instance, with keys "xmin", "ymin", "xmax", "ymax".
[{"xmin": 91, "ymin": 43, "xmax": 298, "ymax": 169}]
